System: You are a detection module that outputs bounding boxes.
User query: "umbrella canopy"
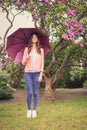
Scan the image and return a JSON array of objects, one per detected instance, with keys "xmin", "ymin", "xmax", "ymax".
[{"xmin": 6, "ymin": 28, "xmax": 50, "ymax": 62}]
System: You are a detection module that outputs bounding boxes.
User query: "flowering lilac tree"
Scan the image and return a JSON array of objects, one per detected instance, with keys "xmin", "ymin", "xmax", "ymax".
[
  {"xmin": 1, "ymin": 0, "xmax": 87, "ymax": 99},
  {"xmin": 25, "ymin": 0, "xmax": 87, "ymax": 99}
]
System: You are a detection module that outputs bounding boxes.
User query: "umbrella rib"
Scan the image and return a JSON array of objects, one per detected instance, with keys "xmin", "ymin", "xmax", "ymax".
[
  {"xmin": 20, "ymin": 28, "xmax": 28, "ymax": 41},
  {"xmin": 12, "ymin": 41, "xmax": 26, "ymax": 45},
  {"xmin": 6, "ymin": 43, "xmax": 25, "ymax": 50},
  {"xmin": 6, "ymin": 41, "xmax": 27, "ymax": 50},
  {"xmin": 13, "ymin": 35, "xmax": 26, "ymax": 41}
]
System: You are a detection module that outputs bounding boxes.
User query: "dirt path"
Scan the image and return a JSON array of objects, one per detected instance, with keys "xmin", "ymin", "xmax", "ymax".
[{"xmin": 0, "ymin": 88, "xmax": 87, "ymax": 104}]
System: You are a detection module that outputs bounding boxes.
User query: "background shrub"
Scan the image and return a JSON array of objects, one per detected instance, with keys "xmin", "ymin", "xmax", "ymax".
[
  {"xmin": 0, "ymin": 75, "xmax": 13, "ymax": 100},
  {"xmin": 83, "ymin": 80, "xmax": 87, "ymax": 88}
]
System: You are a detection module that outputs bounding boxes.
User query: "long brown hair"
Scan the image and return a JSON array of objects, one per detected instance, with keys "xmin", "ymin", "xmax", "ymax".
[{"xmin": 28, "ymin": 33, "xmax": 42, "ymax": 54}]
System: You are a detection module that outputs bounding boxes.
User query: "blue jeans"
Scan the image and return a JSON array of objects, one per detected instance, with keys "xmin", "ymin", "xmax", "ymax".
[{"xmin": 24, "ymin": 72, "xmax": 40, "ymax": 110}]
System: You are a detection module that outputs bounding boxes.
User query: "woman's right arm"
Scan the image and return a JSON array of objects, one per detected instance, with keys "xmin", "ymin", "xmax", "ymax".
[{"xmin": 22, "ymin": 47, "xmax": 31, "ymax": 65}]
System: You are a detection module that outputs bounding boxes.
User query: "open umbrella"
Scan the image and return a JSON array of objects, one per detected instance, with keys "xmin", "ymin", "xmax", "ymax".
[{"xmin": 6, "ymin": 28, "xmax": 50, "ymax": 62}]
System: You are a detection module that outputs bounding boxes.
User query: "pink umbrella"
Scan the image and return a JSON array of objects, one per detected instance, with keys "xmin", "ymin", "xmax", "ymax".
[{"xmin": 6, "ymin": 28, "xmax": 50, "ymax": 62}]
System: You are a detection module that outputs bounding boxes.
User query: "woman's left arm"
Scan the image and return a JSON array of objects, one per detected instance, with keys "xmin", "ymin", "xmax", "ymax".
[
  {"xmin": 38, "ymin": 48, "xmax": 44, "ymax": 83},
  {"xmin": 40, "ymin": 48, "xmax": 44, "ymax": 73}
]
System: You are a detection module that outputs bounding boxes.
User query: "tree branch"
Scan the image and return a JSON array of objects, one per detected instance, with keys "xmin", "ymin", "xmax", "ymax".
[
  {"xmin": 52, "ymin": 54, "xmax": 70, "ymax": 89},
  {"xmin": 0, "ymin": 4, "xmax": 23, "ymax": 51},
  {"xmin": 46, "ymin": 40, "xmax": 67, "ymax": 73}
]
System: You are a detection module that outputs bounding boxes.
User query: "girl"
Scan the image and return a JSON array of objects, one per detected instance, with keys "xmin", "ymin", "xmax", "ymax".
[{"xmin": 22, "ymin": 33, "xmax": 44, "ymax": 118}]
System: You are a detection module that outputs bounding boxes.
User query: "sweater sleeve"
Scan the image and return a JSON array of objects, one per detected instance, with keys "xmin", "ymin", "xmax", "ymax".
[
  {"xmin": 40, "ymin": 48, "xmax": 44, "ymax": 72},
  {"xmin": 22, "ymin": 47, "xmax": 31, "ymax": 65}
]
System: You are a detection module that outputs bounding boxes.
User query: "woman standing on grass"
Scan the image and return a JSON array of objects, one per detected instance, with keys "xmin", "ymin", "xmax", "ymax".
[{"xmin": 22, "ymin": 33, "xmax": 44, "ymax": 118}]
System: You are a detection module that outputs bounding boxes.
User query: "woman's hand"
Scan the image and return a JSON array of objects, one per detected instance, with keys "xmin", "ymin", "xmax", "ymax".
[{"xmin": 38, "ymin": 76, "xmax": 42, "ymax": 83}]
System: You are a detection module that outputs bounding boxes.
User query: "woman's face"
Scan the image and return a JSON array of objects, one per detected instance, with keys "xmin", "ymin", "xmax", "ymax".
[{"xmin": 32, "ymin": 34, "xmax": 38, "ymax": 43}]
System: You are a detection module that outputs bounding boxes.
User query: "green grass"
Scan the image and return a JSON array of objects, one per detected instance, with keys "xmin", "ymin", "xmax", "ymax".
[{"xmin": 0, "ymin": 97, "xmax": 87, "ymax": 130}]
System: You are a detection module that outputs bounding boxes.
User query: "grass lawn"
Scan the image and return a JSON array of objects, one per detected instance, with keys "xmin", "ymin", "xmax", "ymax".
[{"xmin": 0, "ymin": 97, "xmax": 87, "ymax": 130}]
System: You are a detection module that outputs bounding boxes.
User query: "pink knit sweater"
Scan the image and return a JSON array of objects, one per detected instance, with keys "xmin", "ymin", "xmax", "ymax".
[{"xmin": 22, "ymin": 47, "xmax": 44, "ymax": 72}]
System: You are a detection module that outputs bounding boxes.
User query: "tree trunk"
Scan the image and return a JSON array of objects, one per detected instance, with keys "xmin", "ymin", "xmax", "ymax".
[
  {"xmin": 42, "ymin": 53, "xmax": 70, "ymax": 100},
  {"xmin": 42, "ymin": 72, "xmax": 54, "ymax": 100}
]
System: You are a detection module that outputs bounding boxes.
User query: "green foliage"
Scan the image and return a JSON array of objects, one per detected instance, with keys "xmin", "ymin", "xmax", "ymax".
[
  {"xmin": 83, "ymin": 80, "xmax": 87, "ymax": 88},
  {"xmin": 0, "ymin": 75, "xmax": 13, "ymax": 100},
  {"xmin": 58, "ymin": 67, "xmax": 71, "ymax": 88},
  {"xmin": 0, "ymin": 58, "xmax": 25, "ymax": 90},
  {"xmin": 58, "ymin": 61, "xmax": 87, "ymax": 88},
  {"xmin": 6, "ymin": 61, "xmax": 24, "ymax": 89}
]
